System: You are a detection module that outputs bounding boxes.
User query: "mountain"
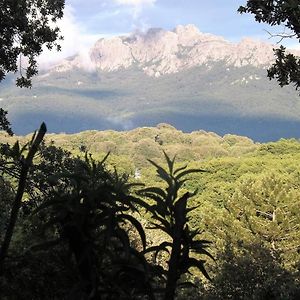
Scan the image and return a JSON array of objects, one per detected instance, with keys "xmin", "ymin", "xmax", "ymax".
[
  {"xmin": 0, "ymin": 25, "xmax": 300, "ymax": 142},
  {"xmin": 56, "ymin": 24, "xmax": 277, "ymax": 75}
]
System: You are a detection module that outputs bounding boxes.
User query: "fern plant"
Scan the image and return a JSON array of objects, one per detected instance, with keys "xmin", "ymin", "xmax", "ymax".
[{"xmin": 139, "ymin": 152, "xmax": 213, "ymax": 300}]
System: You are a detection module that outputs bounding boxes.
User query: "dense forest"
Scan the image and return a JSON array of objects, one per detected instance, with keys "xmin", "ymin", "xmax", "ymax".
[{"xmin": 1, "ymin": 124, "xmax": 300, "ymax": 299}]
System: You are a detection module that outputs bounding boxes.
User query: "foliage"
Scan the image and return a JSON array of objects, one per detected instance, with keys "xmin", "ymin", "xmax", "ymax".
[
  {"xmin": 239, "ymin": 0, "xmax": 300, "ymax": 92},
  {"xmin": 33, "ymin": 125, "xmax": 258, "ymax": 168},
  {"xmin": 268, "ymin": 46, "xmax": 300, "ymax": 91},
  {"xmin": 0, "ymin": 0, "xmax": 64, "ymax": 87},
  {"xmin": 139, "ymin": 152, "xmax": 213, "ymax": 300},
  {"xmin": 207, "ymin": 243, "xmax": 300, "ymax": 300},
  {"xmin": 226, "ymin": 172, "xmax": 300, "ymax": 267},
  {"xmin": 0, "ymin": 109, "xmax": 12, "ymax": 136},
  {"xmin": 0, "ymin": 123, "xmax": 46, "ymax": 271},
  {"xmin": 0, "ymin": 248, "xmax": 76, "ymax": 300},
  {"xmin": 0, "ymin": 178, "xmax": 14, "ymax": 240},
  {"xmin": 0, "ymin": 0, "xmax": 65, "ymax": 135},
  {"xmin": 1, "ymin": 130, "xmax": 300, "ymax": 299},
  {"xmin": 31, "ymin": 152, "xmax": 155, "ymax": 299}
]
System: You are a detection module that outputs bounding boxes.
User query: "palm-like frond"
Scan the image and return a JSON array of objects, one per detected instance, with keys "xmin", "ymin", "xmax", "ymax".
[{"xmin": 139, "ymin": 152, "xmax": 213, "ymax": 300}]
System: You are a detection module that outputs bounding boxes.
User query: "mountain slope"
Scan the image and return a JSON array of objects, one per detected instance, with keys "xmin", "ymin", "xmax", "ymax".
[{"xmin": 0, "ymin": 25, "xmax": 299, "ymax": 141}]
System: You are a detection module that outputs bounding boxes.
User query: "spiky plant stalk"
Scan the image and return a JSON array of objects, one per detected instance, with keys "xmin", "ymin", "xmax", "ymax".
[
  {"xmin": 0, "ymin": 123, "xmax": 46, "ymax": 272},
  {"xmin": 140, "ymin": 152, "xmax": 213, "ymax": 300}
]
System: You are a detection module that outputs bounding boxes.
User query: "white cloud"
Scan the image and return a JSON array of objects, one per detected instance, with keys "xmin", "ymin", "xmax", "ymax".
[
  {"xmin": 37, "ymin": 1, "xmax": 157, "ymax": 69},
  {"xmin": 113, "ymin": 0, "xmax": 156, "ymax": 31},
  {"xmin": 38, "ymin": 5, "xmax": 104, "ymax": 69}
]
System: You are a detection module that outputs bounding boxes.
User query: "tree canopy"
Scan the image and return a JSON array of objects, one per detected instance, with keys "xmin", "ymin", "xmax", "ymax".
[
  {"xmin": 0, "ymin": 0, "xmax": 65, "ymax": 87},
  {"xmin": 0, "ymin": 0, "xmax": 65, "ymax": 134},
  {"xmin": 239, "ymin": 0, "xmax": 300, "ymax": 92}
]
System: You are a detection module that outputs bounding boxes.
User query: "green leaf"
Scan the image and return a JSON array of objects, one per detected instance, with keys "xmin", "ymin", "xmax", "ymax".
[
  {"xmin": 141, "ymin": 192, "xmax": 166, "ymax": 208},
  {"xmin": 148, "ymin": 159, "xmax": 173, "ymax": 187},
  {"xmin": 119, "ymin": 214, "xmax": 147, "ymax": 250},
  {"xmin": 124, "ymin": 182, "xmax": 145, "ymax": 189},
  {"xmin": 189, "ymin": 228, "xmax": 202, "ymax": 240},
  {"xmin": 177, "ymin": 281, "xmax": 197, "ymax": 289},
  {"xmin": 186, "ymin": 205, "xmax": 199, "ymax": 214},
  {"xmin": 139, "ymin": 187, "xmax": 167, "ymax": 200},
  {"xmin": 143, "ymin": 241, "xmax": 172, "ymax": 261},
  {"xmin": 148, "ymin": 212, "xmax": 171, "ymax": 233},
  {"xmin": 163, "ymin": 151, "xmax": 175, "ymax": 174},
  {"xmin": 174, "ymin": 164, "xmax": 188, "ymax": 175},
  {"xmin": 147, "ymin": 222, "xmax": 172, "ymax": 236},
  {"xmin": 130, "ymin": 196, "xmax": 152, "ymax": 211},
  {"xmin": 181, "ymin": 257, "xmax": 211, "ymax": 281},
  {"xmin": 152, "ymin": 202, "xmax": 169, "ymax": 218},
  {"xmin": 11, "ymin": 141, "xmax": 20, "ymax": 157},
  {"xmin": 175, "ymin": 168, "xmax": 207, "ymax": 181},
  {"xmin": 190, "ymin": 241, "xmax": 214, "ymax": 261},
  {"xmin": 20, "ymin": 142, "xmax": 29, "ymax": 155},
  {"xmin": 174, "ymin": 192, "xmax": 189, "ymax": 220},
  {"xmin": 191, "ymin": 240, "xmax": 212, "ymax": 247}
]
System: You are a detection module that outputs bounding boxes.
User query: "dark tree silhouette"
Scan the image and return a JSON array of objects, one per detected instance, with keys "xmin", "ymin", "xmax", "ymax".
[
  {"xmin": 0, "ymin": 0, "xmax": 65, "ymax": 133},
  {"xmin": 239, "ymin": 0, "xmax": 300, "ymax": 92}
]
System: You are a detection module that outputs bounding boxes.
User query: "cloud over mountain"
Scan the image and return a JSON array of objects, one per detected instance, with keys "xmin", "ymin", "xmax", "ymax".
[{"xmin": 54, "ymin": 24, "xmax": 287, "ymax": 76}]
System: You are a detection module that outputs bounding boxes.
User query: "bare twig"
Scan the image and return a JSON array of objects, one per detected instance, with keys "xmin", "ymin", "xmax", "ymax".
[{"xmin": 264, "ymin": 29, "xmax": 297, "ymax": 44}]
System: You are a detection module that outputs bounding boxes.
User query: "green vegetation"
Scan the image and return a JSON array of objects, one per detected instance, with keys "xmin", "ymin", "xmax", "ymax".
[
  {"xmin": 239, "ymin": 0, "xmax": 300, "ymax": 92},
  {"xmin": 1, "ymin": 125, "xmax": 300, "ymax": 299},
  {"xmin": 2, "ymin": 65, "xmax": 300, "ymax": 140}
]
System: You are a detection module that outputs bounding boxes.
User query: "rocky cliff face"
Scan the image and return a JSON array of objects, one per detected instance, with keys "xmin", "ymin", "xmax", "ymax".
[{"xmin": 54, "ymin": 24, "xmax": 290, "ymax": 77}]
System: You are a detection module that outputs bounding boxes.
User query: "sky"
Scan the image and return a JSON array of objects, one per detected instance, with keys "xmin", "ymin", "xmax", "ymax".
[{"xmin": 38, "ymin": 0, "xmax": 300, "ymax": 66}]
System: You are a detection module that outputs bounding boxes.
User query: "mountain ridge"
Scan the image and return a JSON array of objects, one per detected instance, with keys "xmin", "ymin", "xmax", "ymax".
[{"xmin": 54, "ymin": 24, "xmax": 285, "ymax": 76}]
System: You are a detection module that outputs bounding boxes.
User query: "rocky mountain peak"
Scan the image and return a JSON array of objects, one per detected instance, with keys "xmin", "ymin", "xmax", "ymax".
[
  {"xmin": 173, "ymin": 24, "xmax": 224, "ymax": 45},
  {"xmin": 53, "ymin": 24, "xmax": 295, "ymax": 76},
  {"xmin": 174, "ymin": 24, "xmax": 200, "ymax": 34}
]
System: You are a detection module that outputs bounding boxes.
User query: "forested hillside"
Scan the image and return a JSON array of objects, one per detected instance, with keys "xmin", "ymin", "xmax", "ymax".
[
  {"xmin": 1, "ymin": 125, "xmax": 299, "ymax": 299},
  {"xmin": 2, "ymin": 64, "xmax": 300, "ymax": 141}
]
